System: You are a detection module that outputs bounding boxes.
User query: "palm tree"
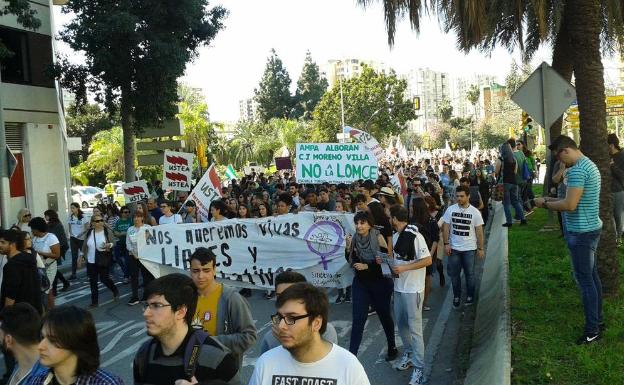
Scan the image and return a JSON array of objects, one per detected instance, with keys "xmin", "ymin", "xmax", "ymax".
[{"xmin": 357, "ymin": 0, "xmax": 621, "ymax": 292}]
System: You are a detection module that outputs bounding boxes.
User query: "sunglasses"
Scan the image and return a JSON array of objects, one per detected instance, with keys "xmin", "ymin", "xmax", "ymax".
[
  {"xmin": 24, "ymin": 214, "xmax": 32, "ymax": 217},
  {"xmin": 93, "ymin": 219, "xmax": 104, "ymax": 223}
]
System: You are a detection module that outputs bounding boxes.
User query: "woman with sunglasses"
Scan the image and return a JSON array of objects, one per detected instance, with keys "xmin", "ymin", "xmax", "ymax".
[
  {"xmin": 30, "ymin": 305, "xmax": 124, "ymax": 385},
  {"xmin": 81, "ymin": 214, "xmax": 119, "ymax": 307},
  {"xmin": 13, "ymin": 209, "xmax": 32, "ymax": 234}
]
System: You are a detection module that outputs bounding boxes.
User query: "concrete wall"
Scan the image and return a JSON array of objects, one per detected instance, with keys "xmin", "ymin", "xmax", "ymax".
[
  {"xmin": 1, "ymin": 84, "xmax": 60, "ymax": 123},
  {"xmin": 21, "ymin": 123, "xmax": 69, "ymax": 221}
]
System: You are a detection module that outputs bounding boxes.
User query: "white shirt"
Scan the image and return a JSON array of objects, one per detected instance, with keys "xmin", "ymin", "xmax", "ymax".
[
  {"xmin": 442, "ymin": 203, "xmax": 484, "ymax": 251},
  {"xmin": 126, "ymin": 224, "xmax": 151, "ymax": 256},
  {"xmin": 32, "ymin": 233, "xmax": 60, "ymax": 265},
  {"xmin": 392, "ymin": 226, "xmax": 430, "ymax": 293},
  {"xmin": 85, "ymin": 230, "xmax": 107, "ymax": 264},
  {"xmin": 68, "ymin": 215, "xmax": 88, "ymax": 239},
  {"xmin": 249, "ymin": 344, "xmax": 371, "ymax": 385},
  {"xmin": 158, "ymin": 214, "xmax": 182, "ymax": 225}
]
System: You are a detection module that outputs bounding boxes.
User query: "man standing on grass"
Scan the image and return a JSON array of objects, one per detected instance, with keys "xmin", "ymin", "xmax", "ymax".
[{"xmin": 534, "ymin": 135, "xmax": 604, "ymax": 345}]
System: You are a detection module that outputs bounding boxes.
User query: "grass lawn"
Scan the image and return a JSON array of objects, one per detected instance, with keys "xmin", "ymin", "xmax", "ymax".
[{"xmin": 509, "ymin": 186, "xmax": 624, "ymax": 385}]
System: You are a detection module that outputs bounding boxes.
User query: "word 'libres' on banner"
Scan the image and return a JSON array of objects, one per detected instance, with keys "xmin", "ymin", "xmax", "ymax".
[
  {"xmin": 137, "ymin": 212, "xmax": 356, "ymax": 289},
  {"xmin": 163, "ymin": 150, "xmax": 194, "ymax": 191},
  {"xmin": 179, "ymin": 164, "xmax": 222, "ymax": 222},
  {"xmin": 295, "ymin": 143, "xmax": 379, "ymax": 184}
]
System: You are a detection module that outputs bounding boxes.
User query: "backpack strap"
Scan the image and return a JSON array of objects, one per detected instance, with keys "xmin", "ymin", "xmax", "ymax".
[
  {"xmin": 136, "ymin": 338, "xmax": 156, "ymax": 383},
  {"xmin": 184, "ymin": 329, "xmax": 209, "ymax": 380}
]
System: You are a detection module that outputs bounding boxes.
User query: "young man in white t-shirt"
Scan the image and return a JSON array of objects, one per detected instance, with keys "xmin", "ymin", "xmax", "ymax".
[
  {"xmin": 249, "ymin": 283, "xmax": 370, "ymax": 385},
  {"xmin": 157, "ymin": 201, "xmax": 182, "ymax": 225},
  {"xmin": 388, "ymin": 205, "xmax": 432, "ymax": 385},
  {"xmin": 442, "ymin": 185, "xmax": 485, "ymax": 309}
]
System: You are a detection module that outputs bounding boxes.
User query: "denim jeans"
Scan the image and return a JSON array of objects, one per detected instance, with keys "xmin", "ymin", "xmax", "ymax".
[
  {"xmin": 393, "ymin": 291, "xmax": 425, "ymax": 369},
  {"xmin": 349, "ymin": 276, "xmax": 396, "ymax": 355},
  {"xmin": 503, "ymin": 183, "xmax": 525, "ymax": 224},
  {"xmin": 565, "ymin": 229, "xmax": 603, "ymax": 334},
  {"xmin": 613, "ymin": 191, "xmax": 624, "ymax": 240},
  {"xmin": 447, "ymin": 249, "xmax": 476, "ymax": 299}
]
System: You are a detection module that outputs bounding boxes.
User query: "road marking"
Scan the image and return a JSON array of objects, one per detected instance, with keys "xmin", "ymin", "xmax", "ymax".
[
  {"xmin": 101, "ymin": 336, "xmax": 150, "ymax": 368},
  {"xmin": 98, "ymin": 321, "xmax": 135, "ymax": 338},
  {"xmin": 100, "ymin": 322, "xmax": 146, "ymax": 354}
]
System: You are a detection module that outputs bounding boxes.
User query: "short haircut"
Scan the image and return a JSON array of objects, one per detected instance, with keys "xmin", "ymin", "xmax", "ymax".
[
  {"xmin": 459, "ymin": 177, "xmax": 469, "ymax": 184},
  {"xmin": 277, "ymin": 192, "xmax": 293, "ymax": 206},
  {"xmin": 160, "ymin": 200, "xmax": 172, "ymax": 207},
  {"xmin": 361, "ymin": 179, "xmax": 375, "ymax": 191},
  {"xmin": 274, "ymin": 271, "xmax": 307, "ymax": 289},
  {"xmin": 548, "ymin": 135, "xmax": 578, "ymax": 152},
  {"xmin": 507, "ymin": 138, "xmax": 518, "ymax": 148},
  {"xmin": 389, "ymin": 205, "xmax": 408, "ymax": 222},
  {"xmin": 189, "ymin": 247, "xmax": 217, "ymax": 267},
  {"xmin": 144, "ymin": 273, "xmax": 198, "ymax": 326},
  {"xmin": 28, "ymin": 217, "xmax": 48, "ymax": 233},
  {"xmin": 0, "ymin": 229, "xmax": 22, "ymax": 249},
  {"xmin": 210, "ymin": 200, "xmax": 228, "ymax": 213},
  {"xmin": 289, "ymin": 183, "xmax": 298, "ymax": 189},
  {"xmin": 42, "ymin": 306, "xmax": 99, "ymax": 376},
  {"xmin": 353, "ymin": 211, "xmax": 375, "ymax": 227},
  {"xmin": 319, "ymin": 188, "xmax": 328, "ymax": 194},
  {"xmin": 456, "ymin": 185, "xmax": 470, "ymax": 195},
  {"xmin": 276, "ymin": 282, "xmax": 328, "ymax": 335},
  {"xmin": 0, "ymin": 303, "xmax": 41, "ymax": 345},
  {"xmin": 608, "ymin": 133, "xmax": 620, "ymax": 150}
]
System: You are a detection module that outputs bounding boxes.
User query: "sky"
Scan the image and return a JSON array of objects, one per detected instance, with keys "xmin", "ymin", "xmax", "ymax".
[{"xmin": 53, "ymin": 0, "xmax": 621, "ymax": 122}]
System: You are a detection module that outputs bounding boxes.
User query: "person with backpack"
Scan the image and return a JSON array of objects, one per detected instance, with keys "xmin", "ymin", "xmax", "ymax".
[
  {"xmin": 133, "ymin": 274, "xmax": 238, "ymax": 385},
  {"xmin": 80, "ymin": 213, "xmax": 119, "ymax": 308}
]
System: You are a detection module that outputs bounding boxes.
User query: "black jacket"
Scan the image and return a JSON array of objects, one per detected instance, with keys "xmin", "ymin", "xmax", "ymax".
[{"xmin": 0, "ymin": 252, "xmax": 43, "ymax": 314}]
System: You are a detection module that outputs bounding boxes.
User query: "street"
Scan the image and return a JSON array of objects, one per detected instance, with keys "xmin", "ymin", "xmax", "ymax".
[{"xmin": 44, "ymin": 264, "xmax": 451, "ymax": 385}]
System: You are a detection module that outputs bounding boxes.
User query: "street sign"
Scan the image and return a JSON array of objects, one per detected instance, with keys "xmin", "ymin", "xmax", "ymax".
[
  {"xmin": 5, "ymin": 145, "xmax": 17, "ymax": 179},
  {"xmin": 607, "ymin": 106, "xmax": 624, "ymax": 116},
  {"xmin": 511, "ymin": 62, "xmax": 576, "ymax": 130},
  {"xmin": 607, "ymin": 95, "xmax": 624, "ymax": 106}
]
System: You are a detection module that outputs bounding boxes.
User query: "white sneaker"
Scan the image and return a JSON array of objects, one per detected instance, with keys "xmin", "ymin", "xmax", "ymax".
[
  {"xmin": 395, "ymin": 352, "xmax": 413, "ymax": 371},
  {"xmin": 409, "ymin": 367, "xmax": 425, "ymax": 385}
]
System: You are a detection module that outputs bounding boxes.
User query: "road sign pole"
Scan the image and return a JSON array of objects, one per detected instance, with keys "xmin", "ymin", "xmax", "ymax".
[{"xmin": 540, "ymin": 63, "xmax": 558, "ymax": 229}]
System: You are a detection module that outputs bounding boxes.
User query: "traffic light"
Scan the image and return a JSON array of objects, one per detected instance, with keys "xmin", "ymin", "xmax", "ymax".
[
  {"xmin": 413, "ymin": 96, "xmax": 421, "ymax": 111},
  {"xmin": 196, "ymin": 144, "xmax": 208, "ymax": 168},
  {"xmin": 521, "ymin": 112, "xmax": 533, "ymax": 133}
]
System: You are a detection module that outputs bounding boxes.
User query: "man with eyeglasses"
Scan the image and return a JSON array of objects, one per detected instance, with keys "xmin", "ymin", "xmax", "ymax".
[
  {"xmin": 259, "ymin": 271, "xmax": 337, "ymax": 354},
  {"xmin": 158, "ymin": 201, "xmax": 183, "ymax": 225},
  {"xmin": 133, "ymin": 273, "xmax": 238, "ymax": 385},
  {"xmin": 249, "ymin": 283, "xmax": 370, "ymax": 385}
]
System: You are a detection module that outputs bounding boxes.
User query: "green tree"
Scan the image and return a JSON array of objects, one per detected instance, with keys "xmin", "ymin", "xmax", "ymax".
[
  {"xmin": 466, "ymin": 84, "xmax": 480, "ymax": 116},
  {"xmin": 177, "ymin": 84, "xmax": 214, "ymax": 154},
  {"xmin": 255, "ymin": 49, "xmax": 294, "ymax": 122},
  {"xmin": 437, "ymin": 99, "xmax": 453, "ymax": 122},
  {"xmin": 293, "ymin": 51, "xmax": 328, "ymax": 120},
  {"xmin": 57, "ymin": 0, "xmax": 227, "ymax": 184},
  {"xmin": 312, "ymin": 66, "xmax": 415, "ymax": 143},
  {"xmin": 72, "ymin": 126, "xmax": 125, "ymax": 183},
  {"xmin": 66, "ymin": 103, "xmax": 118, "ymax": 167}
]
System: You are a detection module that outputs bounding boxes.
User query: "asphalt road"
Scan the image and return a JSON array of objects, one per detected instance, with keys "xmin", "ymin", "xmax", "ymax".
[{"xmin": 35, "ymin": 262, "xmax": 450, "ymax": 385}]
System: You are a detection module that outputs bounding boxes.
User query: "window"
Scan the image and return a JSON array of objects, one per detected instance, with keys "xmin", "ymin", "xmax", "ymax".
[{"xmin": 0, "ymin": 27, "xmax": 30, "ymax": 84}]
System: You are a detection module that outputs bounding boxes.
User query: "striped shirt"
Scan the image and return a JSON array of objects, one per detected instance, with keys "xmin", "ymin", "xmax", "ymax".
[{"xmin": 565, "ymin": 156, "xmax": 602, "ymax": 233}]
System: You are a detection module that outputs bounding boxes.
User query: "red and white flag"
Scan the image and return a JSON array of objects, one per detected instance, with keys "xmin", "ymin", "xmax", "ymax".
[{"xmin": 181, "ymin": 164, "xmax": 223, "ymax": 222}]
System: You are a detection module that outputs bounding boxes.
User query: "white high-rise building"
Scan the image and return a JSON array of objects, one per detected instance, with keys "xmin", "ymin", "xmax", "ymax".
[
  {"xmin": 322, "ymin": 59, "xmax": 390, "ymax": 89},
  {"xmin": 238, "ymin": 98, "xmax": 258, "ymax": 122},
  {"xmin": 403, "ymin": 68, "xmax": 451, "ymax": 133}
]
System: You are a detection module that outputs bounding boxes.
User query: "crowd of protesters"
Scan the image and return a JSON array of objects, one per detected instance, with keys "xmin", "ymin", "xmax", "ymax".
[{"xmin": 0, "ymin": 134, "xmax": 610, "ymax": 385}]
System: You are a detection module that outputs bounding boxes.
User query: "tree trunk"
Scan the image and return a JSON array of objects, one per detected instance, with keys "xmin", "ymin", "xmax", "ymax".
[
  {"xmin": 121, "ymin": 87, "xmax": 136, "ymax": 183},
  {"xmin": 566, "ymin": 0, "xmax": 620, "ymax": 294},
  {"xmin": 543, "ymin": 20, "xmax": 574, "ymax": 197}
]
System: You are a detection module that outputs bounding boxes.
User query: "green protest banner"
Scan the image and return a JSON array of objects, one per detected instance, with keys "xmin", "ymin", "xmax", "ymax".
[{"xmin": 295, "ymin": 143, "xmax": 378, "ymax": 184}]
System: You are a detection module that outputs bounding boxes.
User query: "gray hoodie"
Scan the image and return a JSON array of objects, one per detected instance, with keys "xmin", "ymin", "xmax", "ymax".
[{"xmin": 212, "ymin": 285, "xmax": 257, "ymax": 385}]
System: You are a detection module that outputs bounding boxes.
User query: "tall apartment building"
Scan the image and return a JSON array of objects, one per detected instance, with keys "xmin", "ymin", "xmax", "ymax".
[
  {"xmin": 403, "ymin": 68, "xmax": 451, "ymax": 133},
  {"xmin": 239, "ymin": 98, "xmax": 258, "ymax": 122},
  {"xmin": 1, "ymin": 0, "xmax": 71, "ymax": 227},
  {"xmin": 322, "ymin": 59, "xmax": 389, "ymax": 89}
]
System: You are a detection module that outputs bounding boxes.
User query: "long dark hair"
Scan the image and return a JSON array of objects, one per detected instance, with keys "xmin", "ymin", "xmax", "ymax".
[
  {"xmin": 411, "ymin": 198, "xmax": 430, "ymax": 226},
  {"xmin": 42, "ymin": 306, "xmax": 100, "ymax": 376},
  {"xmin": 70, "ymin": 202, "xmax": 84, "ymax": 220}
]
